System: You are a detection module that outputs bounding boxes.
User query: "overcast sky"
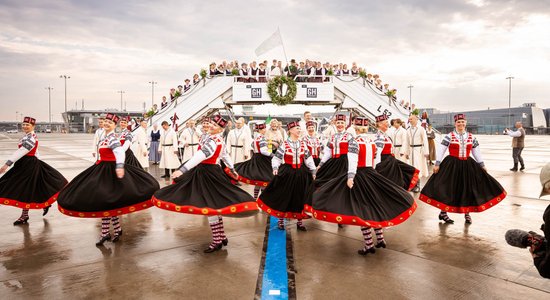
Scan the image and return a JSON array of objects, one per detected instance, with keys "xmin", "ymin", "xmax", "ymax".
[{"xmin": 2, "ymin": 0, "xmax": 550, "ymax": 122}]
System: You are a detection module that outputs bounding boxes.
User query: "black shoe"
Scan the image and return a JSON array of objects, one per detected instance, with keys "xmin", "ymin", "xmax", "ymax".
[
  {"xmin": 338, "ymin": 224, "xmax": 344, "ymax": 229},
  {"xmin": 43, "ymin": 206, "xmax": 50, "ymax": 216},
  {"xmin": 112, "ymin": 232, "xmax": 122, "ymax": 243},
  {"xmin": 160, "ymin": 175, "xmax": 169, "ymax": 178},
  {"xmin": 520, "ymin": 166, "xmax": 525, "ymax": 171},
  {"xmin": 438, "ymin": 213, "xmax": 454, "ymax": 224},
  {"xmin": 221, "ymin": 238, "xmax": 228, "ymax": 246},
  {"xmin": 375, "ymin": 241, "xmax": 387, "ymax": 248},
  {"xmin": 297, "ymin": 224, "xmax": 307, "ymax": 231},
  {"xmin": 510, "ymin": 168, "xmax": 518, "ymax": 172},
  {"xmin": 13, "ymin": 216, "xmax": 29, "ymax": 226},
  {"xmin": 96, "ymin": 234, "xmax": 111, "ymax": 246},
  {"xmin": 465, "ymin": 214, "xmax": 472, "ymax": 224},
  {"xmin": 204, "ymin": 243, "xmax": 222, "ymax": 253},
  {"xmin": 358, "ymin": 247, "xmax": 376, "ymax": 255}
]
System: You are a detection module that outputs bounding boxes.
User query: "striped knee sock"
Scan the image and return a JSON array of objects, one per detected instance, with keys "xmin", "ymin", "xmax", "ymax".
[
  {"xmin": 101, "ymin": 218, "xmax": 111, "ymax": 237},
  {"xmin": 217, "ymin": 217, "xmax": 227, "ymax": 240},
  {"xmin": 374, "ymin": 228, "xmax": 384, "ymax": 242},
  {"xmin": 278, "ymin": 218, "xmax": 285, "ymax": 229},
  {"xmin": 253, "ymin": 186, "xmax": 262, "ymax": 198},
  {"xmin": 112, "ymin": 217, "xmax": 121, "ymax": 234},
  {"xmin": 361, "ymin": 227, "xmax": 374, "ymax": 249}
]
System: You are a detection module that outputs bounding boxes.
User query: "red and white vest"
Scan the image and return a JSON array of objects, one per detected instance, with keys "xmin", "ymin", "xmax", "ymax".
[
  {"xmin": 448, "ymin": 131, "xmax": 474, "ymax": 160},
  {"xmin": 199, "ymin": 135, "xmax": 223, "ymax": 165},
  {"xmin": 283, "ymin": 140, "xmax": 307, "ymax": 168},
  {"xmin": 303, "ymin": 134, "xmax": 321, "ymax": 158},
  {"xmin": 355, "ymin": 135, "xmax": 376, "ymax": 167},
  {"xmin": 328, "ymin": 132, "xmax": 352, "ymax": 158}
]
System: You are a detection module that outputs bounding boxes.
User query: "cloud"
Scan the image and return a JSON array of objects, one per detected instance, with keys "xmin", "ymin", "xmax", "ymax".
[{"xmin": 1, "ymin": 0, "xmax": 550, "ymax": 121}]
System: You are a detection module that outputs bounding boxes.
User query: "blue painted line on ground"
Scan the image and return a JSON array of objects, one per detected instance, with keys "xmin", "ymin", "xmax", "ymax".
[{"xmin": 261, "ymin": 216, "xmax": 288, "ymax": 299}]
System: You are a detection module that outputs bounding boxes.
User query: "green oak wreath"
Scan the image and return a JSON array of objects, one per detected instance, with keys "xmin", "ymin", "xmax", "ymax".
[{"xmin": 267, "ymin": 76, "xmax": 297, "ymax": 106}]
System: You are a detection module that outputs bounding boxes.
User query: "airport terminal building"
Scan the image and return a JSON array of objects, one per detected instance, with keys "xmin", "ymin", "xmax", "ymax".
[{"xmin": 426, "ymin": 103, "xmax": 550, "ymax": 134}]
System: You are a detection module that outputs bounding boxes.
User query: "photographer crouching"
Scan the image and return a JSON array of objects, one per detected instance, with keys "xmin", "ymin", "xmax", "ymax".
[{"xmin": 505, "ymin": 163, "xmax": 550, "ymax": 278}]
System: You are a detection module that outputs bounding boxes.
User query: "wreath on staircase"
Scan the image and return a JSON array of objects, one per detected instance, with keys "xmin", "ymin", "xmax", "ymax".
[{"xmin": 267, "ymin": 76, "xmax": 297, "ymax": 106}]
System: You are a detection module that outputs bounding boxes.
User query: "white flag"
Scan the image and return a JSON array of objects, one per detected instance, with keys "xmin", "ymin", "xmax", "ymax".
[{"xmin": 255, "ymin": 28, "xmax": 283, "ymax": 57}]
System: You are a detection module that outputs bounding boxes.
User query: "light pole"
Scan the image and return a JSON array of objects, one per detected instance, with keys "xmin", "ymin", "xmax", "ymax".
[
  {"xmin": 149, "ymin": 81, "xmax": 157, "ymax": 107},
  {"xmin": 117, "ymin": 90, "xmax": 125, "ymax": 111},
  {"xmin": 45, "ymin": 86, "xmax": 53, "ymax": 127},
  {"xmin": 506, "ymin": 76, "xmax": 514, "ymax": 128},
  {"xmin": 407, "ymin": 84, "xmax": 414, "ymax": 107},
  {"xmin": 59, "ymin": 75, "xmax": 70, "ymax": 131}
]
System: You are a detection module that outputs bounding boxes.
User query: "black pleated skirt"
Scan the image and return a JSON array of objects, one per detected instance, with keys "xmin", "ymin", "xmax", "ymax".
[
  {"xmin": 232, "ymin": 153, "xmax": 273, "ymax": 187},
  {"xmin": 376, "ymin": 154, "xmax": 419, "ymax": 191},
  {"xmin": 152, "ymin": 163, "xmax": 258, "ymax": 217},
  {"xmin": 125, "ymin": 149, "xmax": 143, "ymax": 169},
  {"xmin": 419, "ymin": 156, "xmax": 506, "ymax": 213},
  {"xmin": 257, "ymin": 164, "xmax": 313, "ymax": 219},
  {"xmin": 0, "ymin": 156, "xmax": 67, "ymax": 209},
  {"xmin": 313, "ymin": 155, "xmax": 348, "ymax": 188},
  {"xmin": 57, "ymin": 161, "xmax": 159, "ymax": 218},
  {"xmin": 308, "ymin": 167, "xmax": 416, "ymax": 227}
]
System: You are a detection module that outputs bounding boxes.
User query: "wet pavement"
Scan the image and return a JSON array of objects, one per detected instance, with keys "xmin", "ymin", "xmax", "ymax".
[{"xmin": 0, "ymin": 133, "xmax": 549, "ymax": 299}]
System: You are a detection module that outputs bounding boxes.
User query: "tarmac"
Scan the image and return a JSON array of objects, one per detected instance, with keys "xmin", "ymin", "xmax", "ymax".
[{"xmin": 0, "ymin": 133, "xmax": 549, "ymax": 299}]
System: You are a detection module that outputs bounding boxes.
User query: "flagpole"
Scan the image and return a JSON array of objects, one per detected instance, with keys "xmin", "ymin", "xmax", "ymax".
[{"xmin": 278, "ymin": 27, "xmax": 290, "ymax": 68}]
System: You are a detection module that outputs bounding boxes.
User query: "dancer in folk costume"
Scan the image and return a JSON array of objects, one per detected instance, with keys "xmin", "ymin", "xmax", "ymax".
[
  {"xmin": 388, "ymin": 118, "xmax": 409, "ymax": 163},
  {"xmin": 118, "ymin": 116, "xmax": 142, "ymax": 169},
  {"xmin": 406, "ymin": 114, "xmax": 430, "ymax": 192},
  {"xmin": 419, "ymin": 114, "xmax": 507, "ymax": 224},
  {"xmin": 374, "ymin": 114, "xmax": 419, "ymax": 191},
  {"xmin": 310, "ymin": 118, "xmax": 416, "ymax": 255},
  {"xmin": 152, "ymin": 115, "xmax": 257, "ymax": 253},
  {"xmin": 0, "ymin": 117, "xmax": 67, "ymax": 225},
  {"xmin": 227, "ymin": 118, "xmax": 251, "ymax": 164},
  {"xmin": 132, "ymin": 120, "xmax": 150, "ymax": 170},
  {"xmin": 303, "ymin": 121, "xmax": 322, "ymax": 166},
  {"xmin": 159, "ymin": 121, "xmax": 181, "ymax": 179},
  {"xmin": 179, "ymin": 119, "xmax": 201, "ymax": 163},
  {"xmin": 92, "ymin": 116, "xmax": 105, "ymax": 160},
  {"xmin": 149, "ymin": 124, "xmax": 161, "ymax": 165},
  {"xmin": 257, "ymin": 121, "xmax": 316, "ymax": 231},
  {"xmin": 57, "ymin": 113, "xmax": 159, "ymax": 245},
  {"xmin": 314, "ymin": 114, "xmax": 354, "ymax": 188},
  {"xmin": 230, "ymin": 123, "xmax": 273, "ymax": 198}
]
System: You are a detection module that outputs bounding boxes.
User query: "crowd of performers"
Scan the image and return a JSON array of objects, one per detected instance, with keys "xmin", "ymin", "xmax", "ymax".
[{"xmin": 0, "ymin": 111, "xmax": 507, "ymax": 256}]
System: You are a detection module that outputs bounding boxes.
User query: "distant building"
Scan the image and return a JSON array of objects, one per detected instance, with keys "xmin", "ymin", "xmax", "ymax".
[
  {"xmin": 425, "ymin": 103, "xmax": 548, "ymax": 134},
  {"xmin": 62, "ymin": 109, "xmax": 145, "ymax": 133},
  {"xmin": 0, "ymin": 121, "xmax": 64, "ymax": 133}
]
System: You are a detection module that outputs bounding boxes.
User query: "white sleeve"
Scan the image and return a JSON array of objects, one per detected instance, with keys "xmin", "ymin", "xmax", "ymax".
[
  {"xmin": 180, "ymin": 138, "xmax": 217, "ymax": 172},
  {"xmin": 272, "ymin": 144, "xmax": 285, "ymax": 170},
  {"xmin": 220, "ymin": 145, "xmax": 235, "ymax": 170},
  {"xmin": 507, "ymin": 130, "xmax": 522, "ymax": 138},
  {"xmin": 347, "ymin": 152, "xmax": 358, "ymax": 179},
  {"xmin": 471, "ymin": 137, "xmax": 485, "ymax": 167},
  {"xmin": 319, "ymin": 143, "xmax": 333, "ymax": 166},
  {"xmin": 259, "ymin": 138, "xmax": 272, "ymax": 157},
  {"xmin": 435, "ymin": 134, "xmax": 450, "ymax": 166},
  {"xmin": 180, "ymin": 151, "xmax": 207, "ymax": 172},
  {"xmin": 304, "ymin": 155, "xmax": 316, "ymax": 174},
  {"xmin": 6, "ymin": 148, "xmax": 30, "ymax": 166},
  {"xmin": 92, "ymin": 132, "xmax": 99, "ymax": 153},
  {"xmin": 471, "ymin": 146, "xmax": 485, "ymax": 167},
  {"xmin": 112, "ymin": 146, "xmax": 125, "ymax": 168}
]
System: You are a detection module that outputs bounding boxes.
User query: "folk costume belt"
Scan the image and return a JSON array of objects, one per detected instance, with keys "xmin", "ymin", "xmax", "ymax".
[{"xmin": 410, "ymin": 144, "xmax": 423, "ymax": 147}]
